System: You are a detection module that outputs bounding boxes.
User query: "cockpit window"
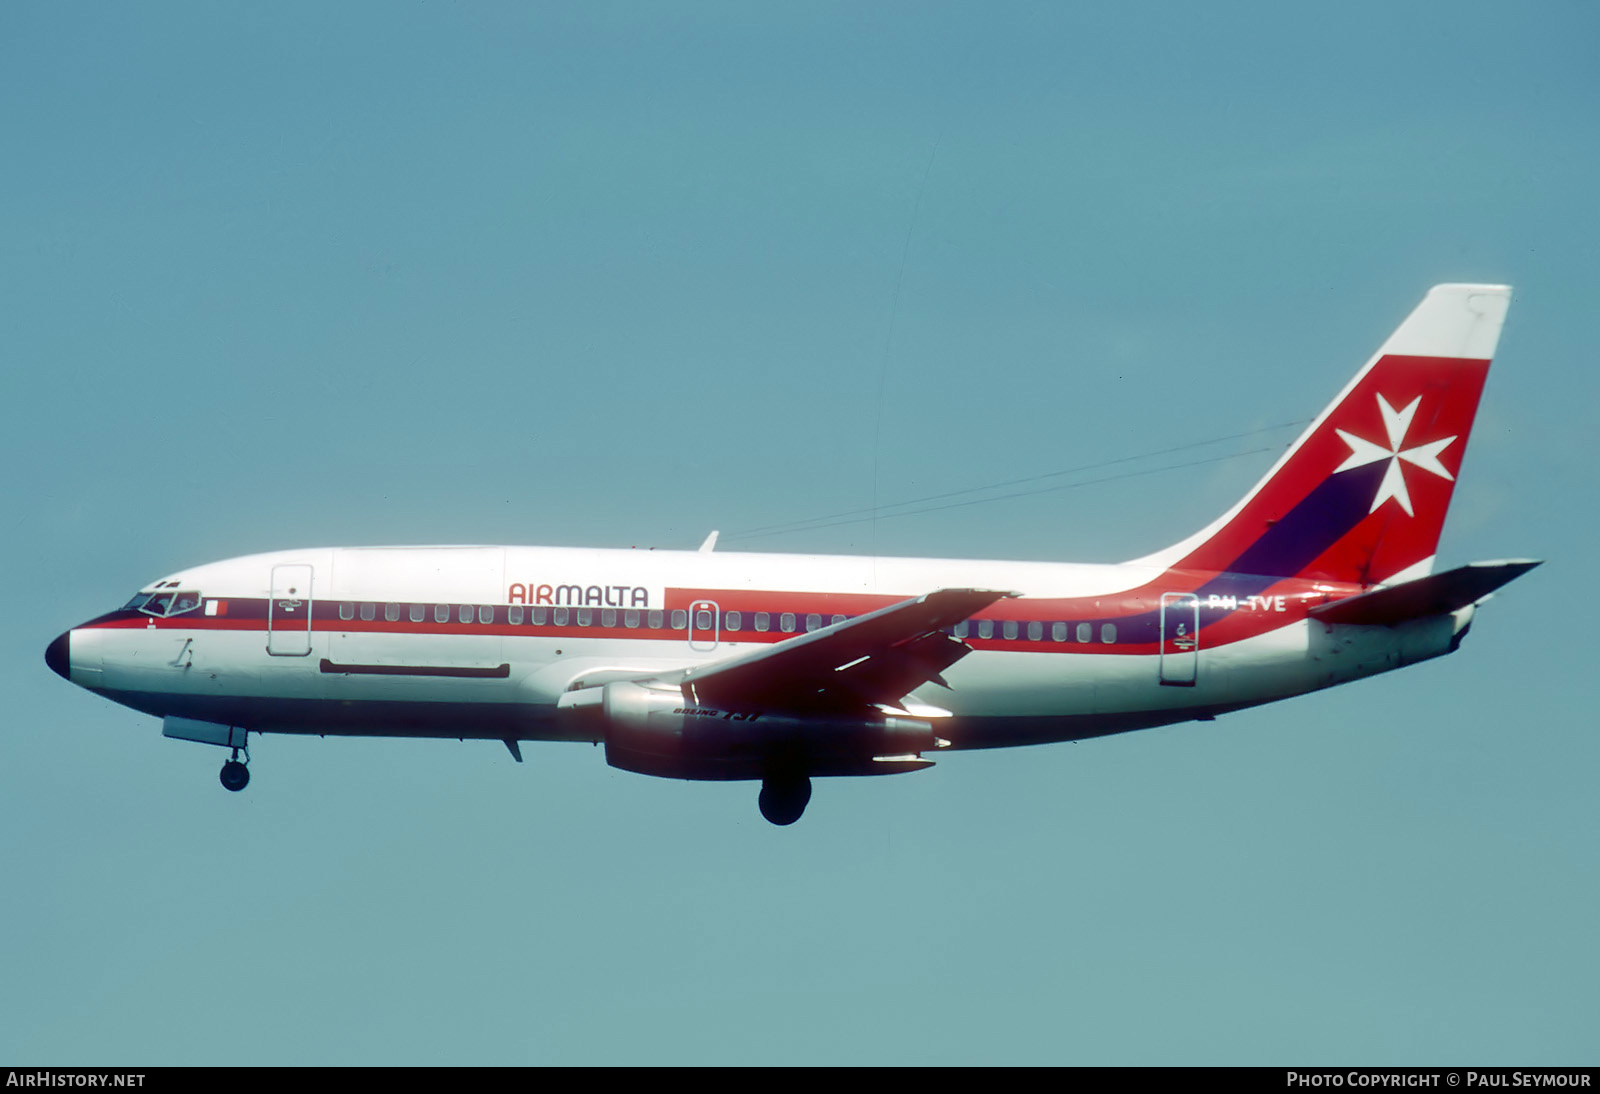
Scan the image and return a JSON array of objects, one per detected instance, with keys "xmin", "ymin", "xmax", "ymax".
[
  {"xmin": 136, "ymin": 590, "xmax": 202, "ymax": 617},
  {"xmin": 124, "ymin": 593, "xmax": 154, "ymax": 611}
]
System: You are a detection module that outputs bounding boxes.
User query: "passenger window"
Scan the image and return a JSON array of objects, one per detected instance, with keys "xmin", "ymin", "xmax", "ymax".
[
  {"xmin": 954, "ymin": 621, "xmax": 969, "ymax": 639},
  {"xmin": 601, "ymin": 608, "xmax": 616, "ymax": 628},
  {"xmin": 648, "ymin": 610, "xmax": 663, "ymax": 629},
  {"xmin": 410, "ymin": 604, "xmax": 425, "ymax": 623},
  {"xmin": 458, "ymin": 604, "xmax": 473, "ymax": 624},
  {"xmin": 1101, "ymin": 623, "xmax": 1116, "ymax": 644},
  {"xmin": 624, "ymin": 610, "xmax": 639, "ymax": 628},
  {"xmin": 671, "ymin": 610, "xmax": 687, "ymax": 630},
  {"xmin": 553, "ymin": 607, "xmax": 569, "ymax": 626},
  {"xmin": 360, "ymin": 603, "xmax": 376, "ymax": 622},
  {"xmin": 725, "ymin": 611, "xmax": 741, "ymax": 631},
  {"xmin": 696, "ymin": 610, "xmax": 712, "ymax": 630},
  {"xmin": 1076, "ymin": 622, "xmax": 1091, "ymax": 643},
  {"xmin": 780, "ymin": 612, "xmax": 796, "ymax": 633},
  {"xmin": 977, "ymin": 620, "xmax": 993, "ymax": 640},
  {"xmin": 805, "ymin": 613, "xmax": 821, "ymax": 631},
  {"xmin": 1028, "ymin": 621, "xmax": 1043, "ymax": 641},
  {"xmin": 479, "ymin": 605, "xmax": 494, "ymax": 624},
  {"xmin": 577, "ymin": 608, "xmax": 593, "ymax": 626},
  {"xmin": 831, "ymin": 614, "xmax": 845, "ymax": 626},
  {"xmin": 1003, "ymin": 621, "xmax": 1018, "ymax": 640},
  {"xmin": 339, "ymin": 603, "xmax": 355, "ymax": 621},
  {"xmin": 532, "ymin": 606, "xmax": 548, "ymax": 626},
  {"xmin": 386, "ymin": 603, "xmax": 401, "ymax": 622},
  {"xmin": 508, "ymin": 605, "xmax": 525, "ymax": 625},
  {"xmin": 755, "ymin": 612, "xmax": 770, "ymax": 632},
  {"xmin": 1052, "ymin": 622, "xmax": 1067, "ymax": 642},
  {"xmin": 435, "ymin": 604, "xmax": 450, "ymax": 623}
]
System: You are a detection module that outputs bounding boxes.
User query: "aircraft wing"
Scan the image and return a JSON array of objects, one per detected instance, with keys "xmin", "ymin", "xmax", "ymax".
[{"xmin": 679, "ymin": 587, "xmax": 1012, "ymax": 715}]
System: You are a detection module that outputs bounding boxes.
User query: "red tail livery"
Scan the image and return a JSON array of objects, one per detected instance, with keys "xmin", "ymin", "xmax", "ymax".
[{"xmin": 1137, "ymin": 284, "xmax": 1509, "ymax": 587}]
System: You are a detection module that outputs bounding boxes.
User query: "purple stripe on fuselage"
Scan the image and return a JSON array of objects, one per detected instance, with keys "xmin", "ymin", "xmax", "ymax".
[{"xmin": 1070, "ymin": 466, "xmax": 1384, "ymax": 644}]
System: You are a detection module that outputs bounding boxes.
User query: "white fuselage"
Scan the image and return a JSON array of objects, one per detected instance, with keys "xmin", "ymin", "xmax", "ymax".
[{"xmin": 60, "ymin": 543, "xmax": 1469, "ymax": 758}]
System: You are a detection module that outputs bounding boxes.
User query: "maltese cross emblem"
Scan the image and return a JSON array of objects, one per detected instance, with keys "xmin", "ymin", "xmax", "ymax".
[{"xmin": 1333, "ymin": 394, "xmax": 1456, "ymax": 517}]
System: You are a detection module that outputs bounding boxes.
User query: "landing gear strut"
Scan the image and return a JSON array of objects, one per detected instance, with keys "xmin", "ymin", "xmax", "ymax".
[
  {"xmin": 220, "ymin": 747, "xmax": 250, "ymax": 792},
  {"xmin": 758, "ymin": 774, "xmax": 811, "ymax": 826}
]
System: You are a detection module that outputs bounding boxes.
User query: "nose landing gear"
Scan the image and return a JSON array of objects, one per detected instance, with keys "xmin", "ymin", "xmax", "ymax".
[{"xmin": 220, "ymin": 747, "xmax": 250, "ymax": 792}]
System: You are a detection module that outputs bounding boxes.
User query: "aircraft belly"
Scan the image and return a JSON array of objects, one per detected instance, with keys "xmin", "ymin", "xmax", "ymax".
[
  {"xmin": 930, "ymin": 619, "xmax": 1462, "ymax": 752},
  {"xmin": 931, "ymin": 625, "xmax": 1390, "ymax": 748},
  {"xmin": 931, "ymin": 648, "xmax": 1238, "ymax": 720}
]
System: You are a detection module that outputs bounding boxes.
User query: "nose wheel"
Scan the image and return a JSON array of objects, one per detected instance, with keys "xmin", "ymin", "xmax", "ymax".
[{"xmin": 220, "ymin": 747, "xmax": 250, "ymax": 792}]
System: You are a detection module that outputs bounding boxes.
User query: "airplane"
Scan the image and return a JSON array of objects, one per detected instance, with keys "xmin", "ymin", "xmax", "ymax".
[{"xmin": 45, "ymin": 284, "xmax": 1538, "ymax": 825}]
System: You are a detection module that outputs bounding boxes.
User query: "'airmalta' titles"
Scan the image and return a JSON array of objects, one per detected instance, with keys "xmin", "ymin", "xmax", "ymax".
[{"xmin": 509, "ymin": 583, "xmax": 650, "ymax": 607}]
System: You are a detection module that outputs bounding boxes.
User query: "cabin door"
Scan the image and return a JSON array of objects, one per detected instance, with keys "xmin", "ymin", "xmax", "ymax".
[
  {"xmin": 688, "ymin": 599, "xmax": 720, "ymax": 652},
  {"xmin": 267, "ymin": 564, "xmax": 315, "ymax": 656},
  {"xmin": 1159, "ymin": 592, "xmax": 1198, "ymax": 686}
]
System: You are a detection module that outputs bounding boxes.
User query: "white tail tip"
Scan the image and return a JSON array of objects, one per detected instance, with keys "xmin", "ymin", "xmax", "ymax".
[{"xmin": 1379, "ymin": 284, "xmax": 1512, "ymax": 360}]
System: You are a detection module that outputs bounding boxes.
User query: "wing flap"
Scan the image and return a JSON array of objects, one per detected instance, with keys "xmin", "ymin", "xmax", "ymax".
[{"xmin": 682, "ymin": 587, "xmax": 1011, "ymax": 713}]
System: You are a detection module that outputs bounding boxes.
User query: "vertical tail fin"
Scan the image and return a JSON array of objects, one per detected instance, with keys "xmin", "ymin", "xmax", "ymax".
[{"xmin": 1133, "ymin": 285, "xmax": 1512, "ymax": 587}]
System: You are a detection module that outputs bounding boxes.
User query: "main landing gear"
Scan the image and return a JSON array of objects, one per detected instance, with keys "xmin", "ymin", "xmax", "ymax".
[
  {"xmin": 758, "ymin": 774, "xmax": 811, "ymax": 826},
  {"xmin": 219, "ymin": 747, "xmax": 250, "ymax": 792}
]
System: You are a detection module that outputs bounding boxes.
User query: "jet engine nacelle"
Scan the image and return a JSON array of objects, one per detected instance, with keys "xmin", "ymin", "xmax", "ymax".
[{"xmin": 598, "ymin": 680, "xmax": 938, "ymax": 781}]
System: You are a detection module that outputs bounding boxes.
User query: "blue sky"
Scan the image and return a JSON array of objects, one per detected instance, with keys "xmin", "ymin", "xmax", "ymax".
[{"xmin": 4, "ymin": 2, "xmax": 1596, "ymax": 1064}]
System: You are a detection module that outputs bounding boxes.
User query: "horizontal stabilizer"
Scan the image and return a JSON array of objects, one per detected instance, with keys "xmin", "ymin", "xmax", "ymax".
[{"xmin": 1309, "ymin": 560, "xmax": 1541, "ymax": 626}]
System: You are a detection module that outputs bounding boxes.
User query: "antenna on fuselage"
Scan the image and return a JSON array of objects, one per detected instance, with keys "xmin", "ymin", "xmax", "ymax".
[{"xmin": 698, "ymin": 530, "xmax": 719, "ymax": 553}]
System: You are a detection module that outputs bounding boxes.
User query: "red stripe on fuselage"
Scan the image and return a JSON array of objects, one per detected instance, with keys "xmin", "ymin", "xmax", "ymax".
[{"xmin": 77, "ymin": 573, "xmax": 1362, "ymax": 655}]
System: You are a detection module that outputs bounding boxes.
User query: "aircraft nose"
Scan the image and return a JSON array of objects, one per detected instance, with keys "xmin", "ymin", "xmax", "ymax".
[{"xmin": 45, "ymin": 631, "xmax": 70, "ymax": 680}]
